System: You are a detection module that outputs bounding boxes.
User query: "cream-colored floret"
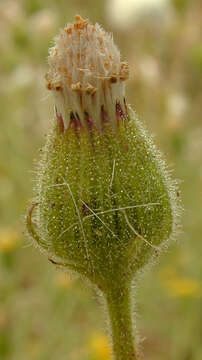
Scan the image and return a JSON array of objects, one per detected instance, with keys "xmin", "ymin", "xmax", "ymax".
[{"xmin": 46, "ymin": 15, "xmax": 129, "ymax": 129}]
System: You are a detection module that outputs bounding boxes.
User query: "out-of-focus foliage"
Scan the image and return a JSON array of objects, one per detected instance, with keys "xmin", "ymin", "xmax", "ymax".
[{"xmin": 0, "ymin": 1, "xmax": 201, "ymax": 359}]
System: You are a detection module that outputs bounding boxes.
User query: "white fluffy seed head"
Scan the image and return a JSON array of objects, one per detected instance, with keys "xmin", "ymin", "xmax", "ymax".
[{"xmin": 46, "ymin": 15, "xmax": 129, "ymax": 130}]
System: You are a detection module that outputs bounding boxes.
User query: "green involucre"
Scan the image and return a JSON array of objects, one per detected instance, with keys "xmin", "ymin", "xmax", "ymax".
[{"xmin": 29, "ymin": 109, "xmax": 178, "ymax": 290}]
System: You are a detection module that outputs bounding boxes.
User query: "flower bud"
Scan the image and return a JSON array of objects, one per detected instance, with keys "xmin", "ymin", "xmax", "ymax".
[{"xmin": 27, "ymin": 16, "xmax": 179, "ymax": 290}]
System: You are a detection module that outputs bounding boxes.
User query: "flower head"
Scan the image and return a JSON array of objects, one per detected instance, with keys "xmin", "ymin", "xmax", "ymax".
[
  {"xmin": 45, "ymin": 15, "xmax": 129, "ymax": 130},
  {"xmin": 27, "ymin": 15, "xmax": 179, "ymax": 293}
]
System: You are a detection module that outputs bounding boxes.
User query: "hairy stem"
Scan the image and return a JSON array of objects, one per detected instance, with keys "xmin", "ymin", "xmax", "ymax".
[{"xmin": 105, "ymin": 282, "xmax": 137, "ymax": 360}]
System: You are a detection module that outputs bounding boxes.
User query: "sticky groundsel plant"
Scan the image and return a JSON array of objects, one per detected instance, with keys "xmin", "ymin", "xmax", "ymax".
[{"xmin": 26, "ymin": 15, "xmax": 180, "ymax": 360}]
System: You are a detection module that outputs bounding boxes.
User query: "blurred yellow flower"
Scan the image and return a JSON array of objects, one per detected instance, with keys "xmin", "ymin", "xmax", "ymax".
[
  {"xmin": 54, "ymin": 271, "xmax": 74, "ymax": 290},
  {"xmin": 165, "ymin": 277, "xmax": 201, "ymax": 297},
  {"xmin": 159, "ymin": 267, "xmax": 201, "ymax": 298},
  {"xmin": 0, "ymin": 228, "xmax": 20, "ymax": 253},
  {"xmin": 89, "ymin": 333, "xmax": 112, "ymax": 360}
]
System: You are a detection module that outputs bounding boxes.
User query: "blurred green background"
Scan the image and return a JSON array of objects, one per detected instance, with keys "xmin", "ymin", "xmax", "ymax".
[{"xmin": 0, "ymin": 0, "xmax": 202, "ymax": 359}]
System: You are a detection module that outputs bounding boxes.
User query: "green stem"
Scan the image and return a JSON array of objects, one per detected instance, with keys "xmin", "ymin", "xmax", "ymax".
[{"xmin": 105, "ymin": 282, "xmax": 137, "ymax": 360}]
